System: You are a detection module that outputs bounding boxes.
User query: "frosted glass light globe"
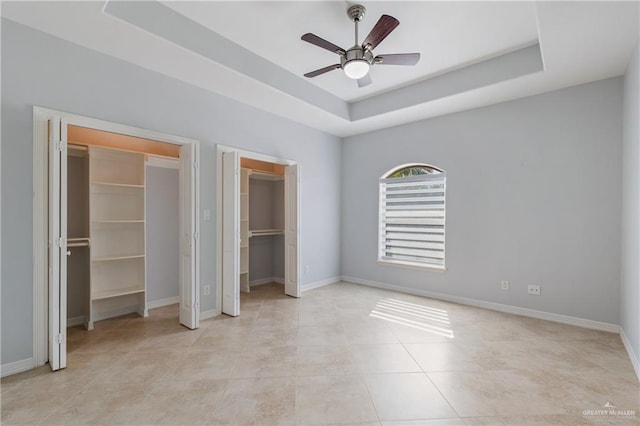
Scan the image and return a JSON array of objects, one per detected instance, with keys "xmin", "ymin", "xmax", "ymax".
[{"xmin": 343, "ymin": 59, "xmax": 370, "ymax": 79}]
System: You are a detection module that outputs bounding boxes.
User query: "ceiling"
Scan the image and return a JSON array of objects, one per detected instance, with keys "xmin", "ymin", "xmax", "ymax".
[
  {"xmin": 2, "ymin": 1, "xmax": 639, "ymax": 137},
  {"xmin": 164, "ymin": 1, "xmax": 539, "ymax": 102}
]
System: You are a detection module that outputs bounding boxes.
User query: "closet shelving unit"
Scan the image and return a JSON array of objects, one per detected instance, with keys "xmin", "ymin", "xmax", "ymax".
[{"xmin": 88, "ymin": 147, "xmax": 147, "ymax": 328}]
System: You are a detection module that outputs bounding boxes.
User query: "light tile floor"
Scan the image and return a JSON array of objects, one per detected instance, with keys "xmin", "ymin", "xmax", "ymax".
[{"xmin": 2, "ymin": 282, "xmax": 638, "ymax": 425}]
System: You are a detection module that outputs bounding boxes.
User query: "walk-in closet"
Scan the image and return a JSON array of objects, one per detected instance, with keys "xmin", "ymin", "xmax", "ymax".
[{"xmin": 239, "ymin": 158, "xmax": 285, "ymax": 293}]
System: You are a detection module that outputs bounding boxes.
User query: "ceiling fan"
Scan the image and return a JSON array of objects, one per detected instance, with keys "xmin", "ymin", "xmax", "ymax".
[{"xmin": 301, "ymin": 4, "xmax": 420, "ymax": 88}]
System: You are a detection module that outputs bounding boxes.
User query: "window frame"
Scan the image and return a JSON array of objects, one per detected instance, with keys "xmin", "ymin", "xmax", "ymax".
[{"xmin": 378, "ymin": 164, "xmax": 447, "ymax": 271}]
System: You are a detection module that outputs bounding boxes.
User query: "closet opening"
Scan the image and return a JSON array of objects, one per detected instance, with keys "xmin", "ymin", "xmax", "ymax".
[
  {"xmin": 217, "ymin": 146, "xmax": 300, "ymax": 317},
  {"xmin": 239, "ymin": 158, "xmax": 285, "ymax": 294},
  {"xmin": 33, "ymin": 107, "xmax": 201, "ymax": 372},
  {"xmin": 66, "ymin": 126, "xmax": 183, "ymax": 331}
]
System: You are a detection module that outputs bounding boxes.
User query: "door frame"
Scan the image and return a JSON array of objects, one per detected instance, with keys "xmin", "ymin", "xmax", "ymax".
[
  {"xmin": 215, "ymin": 144, "xmax": 300, "ymax": 315},
  {"xmin": 33, "ymin": 106, "xmax": 201, "ymax": 368}
]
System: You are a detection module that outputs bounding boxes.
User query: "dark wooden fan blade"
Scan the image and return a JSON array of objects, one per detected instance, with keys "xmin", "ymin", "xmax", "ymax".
[
  {"xmin": 301, "ymin": 33, "xmax": 345, "ymax": 55},
  {"xmin": 304, "ymin": 64, "xmax": 341, "ymax": 78},
  {"xmin": 362, "ymin": 15, "xmax": 399, "ymax": 50},
  {"xmin": 374, "ymin": 53, "xmax": 420, "ymax": 66},
  {"xmin": 357, "ymin": 74, "xmax": 372, "ymax": 88}
]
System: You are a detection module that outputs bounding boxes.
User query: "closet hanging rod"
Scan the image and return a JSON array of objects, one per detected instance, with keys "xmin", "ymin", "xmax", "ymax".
[
  {"xmin": 67, "ymin": 241, "xmax": 89, "ymax": 248},
  {"xmin": 249, "ymin": 170, "xmax": 284, "ymax": 181},
  {"xmin": 68, "ymin": 144, "xmax": 88, "ymax": 151}
]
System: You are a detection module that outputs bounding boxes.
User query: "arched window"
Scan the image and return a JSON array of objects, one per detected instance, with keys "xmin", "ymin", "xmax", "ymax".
[{"xmin": 379, "ymin": 164, "xmax": 446, "ymax": 269}]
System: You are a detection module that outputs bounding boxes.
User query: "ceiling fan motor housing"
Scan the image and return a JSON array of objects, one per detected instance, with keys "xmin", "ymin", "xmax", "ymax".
[{"xmin": 341, "ymin": 46, "xmax": 374, "ymax": 68}]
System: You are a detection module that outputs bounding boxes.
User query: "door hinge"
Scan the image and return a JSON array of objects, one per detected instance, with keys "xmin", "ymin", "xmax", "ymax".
[
  {"xmin": 56, "ymin": 237, "xmax": 65, "ymax": 248},
  {"xmin": 54, "ymin": 333, "xmax": 65, "ymax": 344},
  {"xmin": 194, "ymin": 300, "xmax": 199, "ymax": 311},
  {"xmin": 57, "ymin": 140, "xmax": 66, "ymax": 152},
  {"xmin": 193, "ymin": 232, "xmax": 199, "ymax": 241},
  {"xmin": 193, "ymin": 161, "xmax": 198, "ymax": 170}
]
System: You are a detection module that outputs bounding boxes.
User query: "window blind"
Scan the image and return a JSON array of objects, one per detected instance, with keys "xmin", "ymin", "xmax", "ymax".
[{"xmin": 379, "ymin": 173, "xmax": 446, "ymax": 267}]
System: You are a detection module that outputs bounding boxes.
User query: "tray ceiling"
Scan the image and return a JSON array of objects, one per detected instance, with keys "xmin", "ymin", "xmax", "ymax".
[{"xmin": 2, "ymin": 1, "xmax": 638, "ymax": 137}]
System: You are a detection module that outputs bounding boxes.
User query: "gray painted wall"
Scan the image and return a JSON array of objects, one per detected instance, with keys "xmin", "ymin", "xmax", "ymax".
[
  {"xmin": 249, "ymin": 237, "xmax": 275, "ymax": 282},
  {"xmin": 1, "ymin": 20, "xmax": 342, "ymax": 365},
  {"xmin": 342, "ymin": 77, "xmax": 623, "ymax": 324},
  {"xmin": 622, "ymin": 39, "xmax": 640, "ymax": 367},
  {"xmin": 145, "ymin": 166, "xmax": 180, "ymax": 303},
  {"xmin": 249, "ymin": 179, "xmax": 276, "ymax": 230}
]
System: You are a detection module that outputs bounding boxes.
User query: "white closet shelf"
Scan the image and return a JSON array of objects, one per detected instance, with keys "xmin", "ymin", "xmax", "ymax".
[
  {"xmin": 92, "ymin": 287, "xmax": 145, "ymax": 301},
  {"xmin": 249, "ymin": 229, "xmax": 284, "ymax": 237},
  {"xmin": 91, "ymin": 181, "xmax": 144, "ymax": 188},
  {"xmin": 92, "ymin": 254, "xmax": 145, "ymax": 262},
  {"xmin": 68, "ymin": 237, "xmax": 90, "ymax": 242}
]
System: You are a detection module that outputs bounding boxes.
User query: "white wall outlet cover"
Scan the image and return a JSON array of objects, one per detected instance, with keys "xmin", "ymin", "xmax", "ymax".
[
  {"xmin": 527, "ymin": 285, "xmax": 541, "ymax": 295},
  {"xmin": 501, "ymin": 280, "xmax": 509, "ymax": 290}
]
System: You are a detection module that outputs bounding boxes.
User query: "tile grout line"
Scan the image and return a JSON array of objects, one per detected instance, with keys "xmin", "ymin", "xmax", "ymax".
[{"xmin": 397, "ymin": 338, "xmax": 464, "ymax": 420}]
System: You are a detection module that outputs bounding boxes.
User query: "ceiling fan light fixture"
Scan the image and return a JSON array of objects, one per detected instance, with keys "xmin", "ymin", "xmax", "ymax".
[
  {"xmin": 301, "ymin": 4, "xmax": 419, "ymax": 87},
  {"xmin": 343, "ymin": 59, "xmax": 370, "ymax": 79}
]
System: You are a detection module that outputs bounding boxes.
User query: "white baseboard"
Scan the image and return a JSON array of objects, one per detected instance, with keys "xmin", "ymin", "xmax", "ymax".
[
  {"xmin": 147, "ymin": 296, "xmax": 180, "ymax": 309},
  {"xmin": 67, "ymin": 315, "xmax": 85, "ymax": 327},
  {"xmin": 92, "ymin": 305, "xmax": 139, "ymax": 323},
  {"xmin": 1, "ymin": 358, "xmax": 34, "ymax": 378},
  {"xmin": 302, "ymin": 276, "xmax": 341, "ymax": 292},
  {"xmin": 71, "ymin": 298, "xmax": 175, "ymax": 326},
  {"xmin": 250, "ymin": 276, "xmax": 338, "ymax": 292},
  {"xmin": 621, "ymin": 328, "xmax": 640, "ymax": 382},
  {"xmin": 341, "ymin": 276, "xmax": 620, "ymax": 333},
  {"xmin": 200, "ymin": 309, "xmax": 218, "ymax": 321},
  {"xmin": 250, "ymin": 277, "xmax": 284, "ymax": 287}
]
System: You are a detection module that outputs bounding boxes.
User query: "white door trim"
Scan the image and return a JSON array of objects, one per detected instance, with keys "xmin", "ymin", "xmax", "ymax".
[
  {"xmin": 33, "ymin": 106, "xmax": 201, "ymax": 369},
  {"xmin": 284, "ymin": 164, "xmax": 301, "ymax": 298},
  {"xmin": 215, "ymin": 144, "xmax": 298, "ymax": 315}
]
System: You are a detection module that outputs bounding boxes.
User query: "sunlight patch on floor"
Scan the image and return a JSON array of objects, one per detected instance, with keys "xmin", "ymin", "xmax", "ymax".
[{"xmin": 370, "ymin": 298, "xmax": 454, "ymax": 339}]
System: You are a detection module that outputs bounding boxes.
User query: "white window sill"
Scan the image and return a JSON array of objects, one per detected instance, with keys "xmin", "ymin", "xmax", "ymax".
[{"xmin": 377, "ymin": 259, "xmax": 447, "ymax": 272}]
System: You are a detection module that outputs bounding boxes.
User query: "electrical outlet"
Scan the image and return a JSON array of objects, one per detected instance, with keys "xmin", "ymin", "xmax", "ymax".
[
  {"xmin": 203, "ymin": 285, "xmax": 211, "ymax": 296},
  {"xmin": 527, "ymin": 285, "xmax": 541, "ymax": 296},
  {"xmin": 501, "ymin": 280, "xmax": 509, "ymax": 290}
]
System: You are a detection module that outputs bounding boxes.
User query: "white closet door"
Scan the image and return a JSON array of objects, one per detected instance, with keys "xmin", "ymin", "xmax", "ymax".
[
  {"xmin": 48, "ymin": 118, "xmax": 68, "ymax": 370},
  {"xmin": 284, "ymin": 164, "xmax": 300, "ymax": 298},
  {"xmin": 222, "ymin": 151, "xmax": 240, "ymax": 316},
  {"xmin": 179, "ymin": 142, "xmax": 200, "ymax": 329}
]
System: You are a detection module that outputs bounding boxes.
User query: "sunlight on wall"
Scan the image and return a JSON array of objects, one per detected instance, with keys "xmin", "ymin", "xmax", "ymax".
[{"xmin": 370, "ymin": 298, "xmax": 454, "ymax": 339}]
